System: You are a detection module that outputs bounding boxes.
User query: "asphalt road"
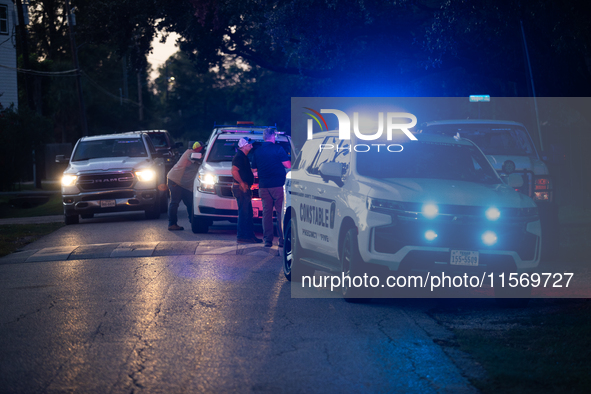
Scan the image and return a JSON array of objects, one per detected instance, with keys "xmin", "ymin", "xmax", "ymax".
[{"xmin": 0, "ymin": 211, "xmax": 478, "ymax": 393}]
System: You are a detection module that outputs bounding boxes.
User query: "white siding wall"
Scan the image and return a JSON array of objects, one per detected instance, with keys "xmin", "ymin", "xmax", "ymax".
[{"xmin": 0, "ymin": 1, "xmax": 18, "ymax": 109}]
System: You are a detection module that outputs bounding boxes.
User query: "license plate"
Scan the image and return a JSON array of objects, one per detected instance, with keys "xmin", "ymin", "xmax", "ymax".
[
  {"xmin": 253, "ymin": 208, "xmax": 259, "ymax": 217},
  {"xmin": 100, "ymin": 200, "xmax": 116, "ymax": 208},
  {"xmin": 450, "ymin": 250, "xmax": 479, "ymax": 266}
]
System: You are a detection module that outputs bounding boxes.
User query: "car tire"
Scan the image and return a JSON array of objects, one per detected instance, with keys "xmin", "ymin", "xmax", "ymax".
[
  {"xmin": 341, "ymin": 228, "xmax": 371, "ymax": 303},
  {"xmin": 64, "ymin": 214, "xmax": 79, "ymax": 225},
  {"xmin": 283, "ymin": 217, "xmax": 315, "ymax": 282},
  {"xmin": 540, "ymin": 204, "xmax": 560, "ymax": 262},
  {"xmin": 160, "ymin": 192, "xmax": 169, "ymax": 213},
  {"xmin": 191, "ymin": 213, "xmax": 210, "ymax": 233},
  {"xmin": 145, "ymin": 202, "xmax": 161, "ymax": 220},
  {"xmin": 80, "ymin": 213, "xmax": 94, "ymax": 219}
]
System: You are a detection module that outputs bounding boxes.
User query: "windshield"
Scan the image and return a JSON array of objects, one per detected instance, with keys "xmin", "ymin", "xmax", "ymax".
[
  {"xmin": 148, "ymin": 133, "xmax": 168, "ymax": 148},
  {"xmin": 421, "ymin": 124, "xmax": 537, "ymax": 158},
  {"xmin": 357, "ymin": 141, "xmax": 501, "ymax": 184},
  {"xmin": 207, "ymin": 138, "xmax": 292, "ymax": 162},
  {"xmin": 72, "ymin": 138, "xmax": 147, "ymax": 161}
]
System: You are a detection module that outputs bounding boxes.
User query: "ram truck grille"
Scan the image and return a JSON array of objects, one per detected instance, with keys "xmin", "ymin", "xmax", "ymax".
[{"xmin": 78, "ymin": 173, "xmax": 134, "ymax": 191}]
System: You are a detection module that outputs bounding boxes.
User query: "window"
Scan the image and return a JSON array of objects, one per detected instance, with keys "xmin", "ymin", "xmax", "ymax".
[
  {"xmin": 308, "ymin": 136, "xmax": 338, "ymax": 175},
  {"xmin": 0, "ymin": 5, "xmax": 8, "ymax": 35}
]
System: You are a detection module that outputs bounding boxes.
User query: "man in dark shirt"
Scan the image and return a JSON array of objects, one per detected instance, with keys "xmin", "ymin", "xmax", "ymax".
[
  {"xmin": 232, "ymin": 138, "xmax": 262, "ymax": 243},
  {"xmin": 251, "ymin": 128, "xmax": 291, "ymax": 247}
]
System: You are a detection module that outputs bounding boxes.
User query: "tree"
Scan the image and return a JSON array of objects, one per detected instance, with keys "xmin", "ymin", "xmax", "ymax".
[{"xmin": 149, "ymin": 0, "xmax": 590, "ymax": 96}]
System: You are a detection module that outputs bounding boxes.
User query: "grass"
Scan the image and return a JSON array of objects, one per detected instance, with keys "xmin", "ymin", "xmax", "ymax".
[
  {"xmin": 0, "ymin": 193, "xmax": 63, "ymax": 218},
  {"xmin": 447, "ymin": 301, "xmax": 591, "ymax": 394},
  {"xmin": 0, "ymin": 223, "xmax": 65, "ymax": 257},
  {"xmin": 429, "ymin": 205, "xmax": 591, "ymax": 393},
  {"xmin": 0, "ymin": 183, "xmax": 66, "ymax": 257}
]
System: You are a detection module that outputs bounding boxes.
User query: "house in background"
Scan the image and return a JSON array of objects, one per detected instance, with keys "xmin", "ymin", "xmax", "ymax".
[{"xmin": 0, "ymin": 0, "xmax": 17, "ymax": 109}]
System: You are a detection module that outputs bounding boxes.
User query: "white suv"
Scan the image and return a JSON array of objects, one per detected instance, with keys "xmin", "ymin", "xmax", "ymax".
[
  {"xmin": 283, "ymin": 131, "xmax": 542, "ymax": 299},
  {"xmin": 191, "ymin": 124, "xmax": 294, "ymax": 233}
]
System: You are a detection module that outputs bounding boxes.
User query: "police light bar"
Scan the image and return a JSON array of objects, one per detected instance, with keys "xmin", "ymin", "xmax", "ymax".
[{"xmin": 469, "ymin": 95, "xmax": 490, "ymax": 102}]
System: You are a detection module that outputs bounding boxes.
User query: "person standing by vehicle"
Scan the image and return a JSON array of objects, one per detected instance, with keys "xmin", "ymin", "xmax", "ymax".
[
  {"xmin": 231, "ymin": 138, "xmax": 263, "ymax": 244},
  {"xmin": 167, "ymin": 141, "xmax": 203, "ymax": 231},
  {"xmin": 251, "ymin": 128, "xmax": 291, "ymax": 247}
]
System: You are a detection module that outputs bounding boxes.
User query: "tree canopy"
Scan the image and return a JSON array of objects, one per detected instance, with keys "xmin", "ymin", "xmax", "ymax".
[{"xmin": 145, "ymin": 0, "xmax": 591, "ymax": 96}]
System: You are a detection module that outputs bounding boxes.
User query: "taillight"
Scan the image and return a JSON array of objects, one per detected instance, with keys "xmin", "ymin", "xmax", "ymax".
[{"xmin": 533, "ymin": 177, "xmax": 553, "ymax": 202}]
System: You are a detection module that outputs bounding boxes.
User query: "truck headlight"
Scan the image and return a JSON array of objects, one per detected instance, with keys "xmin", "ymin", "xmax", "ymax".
[
  {"xmin": 135, "ymin": 169, "xmax": 156, "ymax": 182},
  {"xmin": 198, "ymin": 173, "xmax": 217, "ymax": 193},
  {"xmin": 61, "ymin": 175, "xmax": 77, "ymax": 186}
]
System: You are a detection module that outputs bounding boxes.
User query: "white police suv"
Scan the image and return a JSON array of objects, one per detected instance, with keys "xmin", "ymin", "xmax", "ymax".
[
  {"xmin": 283, "ymin": 131, "xmax": 542, "ymax": 299},
  {"xmin": 192, "ymin": 124, "xmax": 294, "ymax": 233}
]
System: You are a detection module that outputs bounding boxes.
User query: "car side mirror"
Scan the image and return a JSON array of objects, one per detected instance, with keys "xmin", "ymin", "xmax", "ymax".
[
  {"xmin": 319, "ymin": 162, "xmax": 344, "ymax": 187},
  {"xmin": 191, "ymin": 152, "xmax": 203, "ymax": 161},
  {"xmin": 506, "ymin": 173, "xmax": 524, "ymax": 188},
  {"xmin": 55, "ymin": 155, "xmax": 69, "ymax": 163}
]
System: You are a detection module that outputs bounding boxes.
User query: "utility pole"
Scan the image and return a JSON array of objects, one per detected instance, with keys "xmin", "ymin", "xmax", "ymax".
[
  {"xmin": 15, "ymin": 0, "xmax": 42, "ymax": 188},
  {"xmin": 520, "ymin": 20, "xmax": 543, "ymax": 152},
  {"xmin": 64, "ymin": 0, "xmax": 88, "ymax": 136},
  {"xmin": 14, "ymin": 0, "xmax": 34, "ymax": 111},
  {"xmin": 137, "ymin": 71, "xmax": 144, "ymax": 121}
]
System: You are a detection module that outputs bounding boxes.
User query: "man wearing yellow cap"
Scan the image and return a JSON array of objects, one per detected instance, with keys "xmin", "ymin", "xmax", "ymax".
[{"xmin": 166, "ymin": 141, "xmax": 203, "ymax": 231}]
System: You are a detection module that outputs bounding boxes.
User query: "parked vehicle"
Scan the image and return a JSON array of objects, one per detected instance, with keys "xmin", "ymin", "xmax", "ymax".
[
  {"xmin": 283, "ymin": 130, "xmax": 541, "ymax": 301},
  {"xmin": 140, "ymin": 130, "xmax": 184, "ymax": 172},
  {"xmin": 418, "ymin": 120, "xmax": 559, "ymax": 260},
  {"xmin": 192, "ymin": 123, "xmax": 294, "ymax": 233},
  {"xmin": 57, "ymin": 132, "xmax": 167, "ymax": 224}
]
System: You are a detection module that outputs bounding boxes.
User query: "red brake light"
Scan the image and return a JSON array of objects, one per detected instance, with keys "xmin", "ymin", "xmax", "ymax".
[{"xmin": 534, "ymin": 177, "xmax": 553, "ymax": 202}]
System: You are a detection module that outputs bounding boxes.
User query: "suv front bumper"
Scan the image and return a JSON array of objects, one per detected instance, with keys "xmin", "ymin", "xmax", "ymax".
[{"xmin": 359, "ymin": 212, "xmax": 542, "ymax": 274}]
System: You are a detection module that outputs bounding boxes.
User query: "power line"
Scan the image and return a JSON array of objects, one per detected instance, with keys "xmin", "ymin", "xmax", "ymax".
[
  {"xmin": 80, "ymin": 70, "xmax": 140, "ymax": 107},
  {"xmin": 0, "ymin": 63, "xmax": 142, "ymax": 106},
  {"xmin": 0, "ymin": 63, "xmax": 78, "ymax": 76}
]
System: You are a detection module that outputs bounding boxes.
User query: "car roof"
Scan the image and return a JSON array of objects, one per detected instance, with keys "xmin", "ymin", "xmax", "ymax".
[
  {"xmin": 215, "ymin": 133, "xmax": 290, "ymax": 141},
  {"xmin": 140, "ymin": 130, "xmax": 169, "ymax": 134},
  {"xmin": 422, "ymin": 119, "xmax": 525, "ymax": 127},
  {"xmin": 308, "ymin": 130, "xmax": 474, "ymax": 146},
  {"xmin": 80, "ymin": 132, "xmax": 144, "ymax": 141}
]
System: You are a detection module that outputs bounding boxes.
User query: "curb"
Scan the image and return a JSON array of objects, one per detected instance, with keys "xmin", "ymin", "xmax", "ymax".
[{"xmin": 0, "ymin": 241, "xmax": 281, "ymax": 264}]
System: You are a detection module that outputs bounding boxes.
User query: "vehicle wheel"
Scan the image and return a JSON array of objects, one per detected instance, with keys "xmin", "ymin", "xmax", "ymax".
[
  {"xmin": 191, "ymin": 213, "xmax": 210, "ymax": 233},
  {"xmin": 80, "ymin": 213, "xmax": 94, "ymax": 219},
  {"xmin": 540, "ymin": 204, "xmax": 560, "ymax": 262},
  {"xmin": 341, "ymin": 228, "xmax": 371, "ymax": 303},
  {"xmin": 160, "ymin": 192, "xmax": 169, "ymax": 213},
  {"xmin": 64, "ymin": 214, "xmax": 79, "ymax": 225},
  {"xmin": 145, "ymin": 203, "xmax": 161, "ymax": 220},
  {"xmin": 283, "ymin": 217, "xmax": 315, "ymax": 282}
]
